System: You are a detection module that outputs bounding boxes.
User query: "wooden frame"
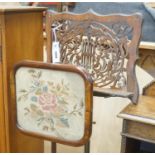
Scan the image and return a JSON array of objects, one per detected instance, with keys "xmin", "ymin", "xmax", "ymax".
[
  {"xmin": 118, "ymin": 95, "xmax": 155, "ymax": 152},
  {"xmin": 46, "ymin": 10, "xmax": 143, "ymax": 104},
  {"xmin": 13, "ymin": 60, "xmax": 93, "ymax": 147}
]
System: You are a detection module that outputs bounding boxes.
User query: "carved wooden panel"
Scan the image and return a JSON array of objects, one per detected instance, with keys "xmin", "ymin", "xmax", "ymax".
[
  {"xmin": 46, "ymin": 10, "xmax": 143, "ymax": 103},
  {"xmin": 52, "ymin": 20, "xmax": 131, "ymax": 89}
]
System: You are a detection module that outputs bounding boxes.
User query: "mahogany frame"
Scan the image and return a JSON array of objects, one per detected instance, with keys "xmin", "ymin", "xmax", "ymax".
[{"xmin": 13, "ymin": 60, "xmax": 93, "ymax": 146}]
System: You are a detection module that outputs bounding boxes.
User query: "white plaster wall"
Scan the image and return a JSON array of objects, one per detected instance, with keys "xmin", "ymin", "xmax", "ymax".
[{"xmin": 0, "ymin": 2, "xmax": 21, "ymax": 6}]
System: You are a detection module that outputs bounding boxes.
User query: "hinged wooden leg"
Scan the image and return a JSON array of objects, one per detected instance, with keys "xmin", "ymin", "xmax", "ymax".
[
  {"xmin": 84, "ymin": 141, "xmax": 90, "ymax": 153},
  {"xmin": 51, "ymin": 142, "xmax": 57, "ymax": 153}
]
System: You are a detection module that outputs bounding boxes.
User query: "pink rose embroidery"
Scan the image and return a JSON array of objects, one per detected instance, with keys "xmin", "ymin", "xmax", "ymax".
[{"xmin": 39, "ymin": 93, "xmax": 57, "ymax": 112}]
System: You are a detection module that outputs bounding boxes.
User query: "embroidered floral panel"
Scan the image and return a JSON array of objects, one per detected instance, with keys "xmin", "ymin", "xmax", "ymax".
[{"xmin": 15, "ymin": 67, "xmax": 85, "ymax": 141}]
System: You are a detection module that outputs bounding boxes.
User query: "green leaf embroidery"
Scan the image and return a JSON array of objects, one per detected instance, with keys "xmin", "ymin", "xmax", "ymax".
[
  {"xmin": 37, "ymin": 71, "xmax": 42, "ymax": 78},
  {"xmin": 43, "ymin": 126, "xmax": 49, "ymax": 131},
  {"xmin": 61, "ymin": 79, "xmax": 64, "ymax": 85},
  {"xmin": 28, "ymin": 69, "xmax": 35, "ymax": 73},
  {"xmin": 17, "ymin": 96, "xmax": 22, "ymax": 102},
  {"xmin": 58, "ymin": 97, "xmax": 68, "ymax": 104},
  {"xmin": 57, "ymin": 84, "xmax": 61, "ymax": 91},
  {"xmin": 80, "ymin": 99, "xmax": 84, "ymax": 108},
  {"xmin": 19, "ymin": 89, "xmax": 27, "ymax": 93},
  {"xmin": 37, "ymin": 117, "xmax": 44, "ymax": 126},
  {"xmin": 37, "ymin": 110, "xmax": 44, "ymax": 116},
  {"xmin": 60, "ymin": 118, "xmax": 69, "ymax": 128},
  {"xmin": 24, "ymin": 107, "xmax": 30, "ymax": 115},
  {"xmin": 49, "ymin": 118, "xmax": 54, "ymax": 127},
  {"xmin": 65, "ymin": 84, "xmax": 69, "ymax": 90},
  {"xmin": 30, "ymin": 104, "xmax": 38, "ymax": 111},
  {"xmin": 35, "ymin": 88, "xmax": 42, "ymax": 95},
  {"xmin": 78, "ymin": 112, "xmax": 82, "ymax": 116},
  {"xmin": 47, "ymin": 81, "xmax": 53, "ymax": 85},
  {"xmin": 73, "ymin": 104, "xmax": 77, "ymax": 110}
]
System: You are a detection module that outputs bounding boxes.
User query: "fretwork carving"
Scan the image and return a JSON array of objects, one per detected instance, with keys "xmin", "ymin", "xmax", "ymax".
[
  {"xmin": 46, "ymin": 10, "xmax": 143, "ymax": 103},
  {"xmin": 52, "ymin": 20, "xmax": 132, "ymax": 89}
]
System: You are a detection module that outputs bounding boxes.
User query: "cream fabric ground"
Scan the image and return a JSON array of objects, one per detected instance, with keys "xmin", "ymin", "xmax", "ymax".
[{"xmin": 16, "ymin": 67, "xmax": 86, "ymax": 142}]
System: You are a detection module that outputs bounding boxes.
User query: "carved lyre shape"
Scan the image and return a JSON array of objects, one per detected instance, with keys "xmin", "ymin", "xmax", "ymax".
[{"xmin": 46, "ymin": 10, "xmax": 143, "ymax": 104}]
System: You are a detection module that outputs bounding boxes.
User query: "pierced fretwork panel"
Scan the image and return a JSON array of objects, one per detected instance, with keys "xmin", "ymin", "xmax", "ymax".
[
  {"xmin": 46, "ymin": 11, "xmax": 143, "ymax": 103},
  {"xmin": 52, "ymin": 20, "xmax": 131, "ymax": 89}
]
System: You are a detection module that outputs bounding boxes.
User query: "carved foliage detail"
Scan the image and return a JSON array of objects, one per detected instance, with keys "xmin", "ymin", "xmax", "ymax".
[{"xmin": 52, "ymin": 20, "xmax": 133, "ymax": 89}]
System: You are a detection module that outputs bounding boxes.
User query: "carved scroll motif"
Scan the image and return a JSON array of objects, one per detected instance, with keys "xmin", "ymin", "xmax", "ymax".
[{"xmin": 52, "ymin": 20, "xmax": 133, "ymax": 89}]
